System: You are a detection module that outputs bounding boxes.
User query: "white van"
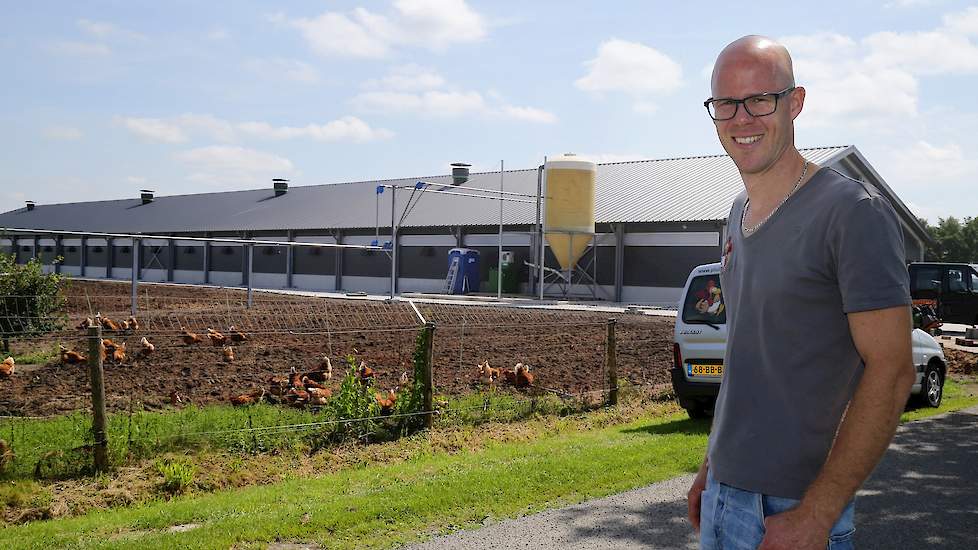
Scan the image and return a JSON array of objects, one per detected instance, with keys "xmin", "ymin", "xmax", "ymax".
[{"xmin": 672, "ymin": 262, "xmax": 948, "ymax": 419}]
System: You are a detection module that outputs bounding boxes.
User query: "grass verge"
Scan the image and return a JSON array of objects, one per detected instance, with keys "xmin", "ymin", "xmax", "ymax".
[
  {"xmin": 1, "ymin": 378, "xmax": 975, "ymax": 549},
  {"xmin": 0, "ymin": 401, "xmax": 704, "ymax": 549}
]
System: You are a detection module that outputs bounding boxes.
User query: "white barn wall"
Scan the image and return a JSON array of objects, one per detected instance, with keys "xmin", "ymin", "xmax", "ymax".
[
  {"xmin": 292, "ymin": 274, "xmax": 336, "ymax": 291},
  {"xmin": 174, "ymin": 269, "xmax": 206, "ymax": 284},
  {"xmin": 209, "ymin": 271, "xmax": 242, "ymax": 287}
]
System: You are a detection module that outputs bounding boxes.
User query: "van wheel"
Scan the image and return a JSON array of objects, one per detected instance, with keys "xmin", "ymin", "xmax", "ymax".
[
  {"xmin": 915, "ymin": 363, "xmax": 944, "ymax": 408},
  {"xmin": 686, "ymin": 401, "xmax": 709, "ymax": 419}
]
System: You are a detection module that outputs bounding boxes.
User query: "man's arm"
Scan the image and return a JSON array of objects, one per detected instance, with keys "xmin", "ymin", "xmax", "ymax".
[
  {"xmin": 759, "ymin": 305, "xmax": 915, "ymax": 549},
  {"xmin": 687, "ymin": 455, "xmax": 709, "ymax": 531}
]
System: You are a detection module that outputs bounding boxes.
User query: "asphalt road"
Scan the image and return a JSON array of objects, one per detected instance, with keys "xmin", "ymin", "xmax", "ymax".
[{"xmin": 402, "ymin": 405, "xmax": 978, "ymax": 550}]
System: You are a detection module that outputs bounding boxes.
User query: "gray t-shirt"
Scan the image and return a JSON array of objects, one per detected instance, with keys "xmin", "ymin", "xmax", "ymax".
[{"xmin": 709, "ymin": 166, "xmax": 911, "ymax": 499}]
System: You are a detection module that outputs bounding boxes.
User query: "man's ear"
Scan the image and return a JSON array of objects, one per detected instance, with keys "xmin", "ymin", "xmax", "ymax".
[{"xmin": 790, "ymin": 86, "xmax": 806, "ymax": 120}]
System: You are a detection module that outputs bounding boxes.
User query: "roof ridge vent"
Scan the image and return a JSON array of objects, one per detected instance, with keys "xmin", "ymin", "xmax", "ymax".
[
  {"xmin": 140, "ymin": 189, "xmax": 155, "ymax": 204},
  {"xmin": 25, "ymin": 200, "xmax": 35, "ymax": 211},
  {"xmin": 273, "ymin": 178, "xmax": 289, "ymax": 196}
]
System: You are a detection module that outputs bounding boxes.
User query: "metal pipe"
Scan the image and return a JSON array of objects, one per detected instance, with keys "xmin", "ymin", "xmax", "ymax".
[
  {"xmin": 0, "ymin": 227, "xmax": 383, "ymax": 250},
  {"xmin": 390, "ymin": 185, "xmax": 397, "ymax": 299},
  {"xmin": 383, "ymin": 181, "xmax": 539, "ymax": 199},
  {"xmin": 498, "ymin": 160, "xmax": 504, "ymax": 299},
  {"xmin": 534, "ymin": 164, "xmax": 542, "ymax": 297},
  {"xmin": 130, "ymin": 237, "xmax": 139, "ymax": 317},
  {"xmin": 403, "ymin": 188, "xmax": 534, "ymax": 204},
  {"xmin": 539, "ymin": 156, "xmax": 547, "ymax": 300},
  {"xmin": 247, "ymin": 243, "xmax": 254, "ymax": 308}
]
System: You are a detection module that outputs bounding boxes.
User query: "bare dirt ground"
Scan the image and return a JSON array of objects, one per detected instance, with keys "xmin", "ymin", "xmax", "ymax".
[{"xmin": 0, "ymin": 280, "xmax": 675, "ymax": 417}]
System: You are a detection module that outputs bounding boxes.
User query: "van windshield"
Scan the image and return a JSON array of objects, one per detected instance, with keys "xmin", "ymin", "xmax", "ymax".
[{"xmin": 682, "ymin": 275, "xmax": 726, "ymax": 325}]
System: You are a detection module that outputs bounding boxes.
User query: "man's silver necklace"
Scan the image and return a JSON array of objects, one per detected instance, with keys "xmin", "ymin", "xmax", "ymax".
[{"xmin": 741, "ymin": 160, "xmax": 810, "ymax": 235}]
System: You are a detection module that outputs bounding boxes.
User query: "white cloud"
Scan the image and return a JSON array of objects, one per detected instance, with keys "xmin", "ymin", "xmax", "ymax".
[
  {"xmin": 244, "ymin": 58, "xmax": 320, "ymax": 83},
  {"xmin": 238, "ymin": 116, "xmax": 394, "ymax": 142},
  {"xmin": 116, "ymin": 116, "xmax": 188, "ymax": 143},
  {"xmin": 48, "ymin": 41, "xmax": 111, "ymax": 56},
  {"xmin": 177, "ymin": 114, "xmax": 238, "ymax": 142},
  {"xmin": 176, "ymin": 146, "xmax": 296, "ymax": 187},
  {"xmin": 42, "ymin": 126, "xmax": 83, "ymax": 140},
  {"xmin": 363, "ymin": 64, "xmax": 445, "ymax": 91},
  {"xmin": 500, "ymin": 106, "xmax": 558, "ymax": 124},
  {"xmin": 943, "ymin": 6, "xmax": 978, "ymax": 35},
  {"xmin": 117, "ymin": 113, "xmax": 393, "ymax": 143},
  {"xmin": 280, "ymin": 0, "xmax": 486, "ymax": 59},
  {"xmin": 886, "ymin": 140, "xmax": 978, "ymax": 184},
  {"xmin": 77, "ymin": 19, "xmax": 146, "ymax": 41},
  {"xmin": 353, "ymin": 89, "xmax": 555, "ymax": 123},
  {"xmin": 575, "ymin": 39, "xmax": 683, "ymax": 114},
  {"xmin": 781, "ymin": 9, "xmax": 978, "ymax": 128},
  {"xmin": 354, "ymin": 65, "xmax": 555, "ymax": 123},
  {"xmin": 126, "ymin": 176, "xmax": 148, "ymax": 185},
  {"xmin": 392, "ymin": 0, "xmax": 487, "ymax": 49},
  {"xmin": 864, "ymin": 31, "xmax": 978, "ymax": 75},
  {"xmin": 177, "ymin": 146, "xmax": 294, "ymax": 173}
]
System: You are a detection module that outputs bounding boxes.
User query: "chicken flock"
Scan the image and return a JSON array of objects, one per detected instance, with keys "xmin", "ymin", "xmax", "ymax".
[{"xmin": 1, "ymin": 314, "xmax": 542, "ymax": 414}]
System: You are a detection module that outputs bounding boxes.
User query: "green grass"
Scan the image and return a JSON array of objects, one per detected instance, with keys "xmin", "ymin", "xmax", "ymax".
[
  {"xmin": 4, "ymin": 343, "xmax": 59, "ymax": 365},
  {"xmin": 0, "ymin": 408, "xmax": 708, "ymax": 550},
  {"xmin": 1, "ymin": 403, "xmax": 325, "ymax": 479},
  {"xmin": 900, "ymin": 377, "xmax": 977, "ymax": 422}
]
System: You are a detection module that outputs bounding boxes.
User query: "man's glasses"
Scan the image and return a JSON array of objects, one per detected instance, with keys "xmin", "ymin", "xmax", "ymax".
[{"xmin": 703, "ymin": 87, "xmax": 796, "ymax": 121}]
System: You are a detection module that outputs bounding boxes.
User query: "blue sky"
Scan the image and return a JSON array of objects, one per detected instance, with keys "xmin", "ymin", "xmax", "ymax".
[{"xmin": 3, "ymin": 0, "xmax": 977, "ymax": 223}]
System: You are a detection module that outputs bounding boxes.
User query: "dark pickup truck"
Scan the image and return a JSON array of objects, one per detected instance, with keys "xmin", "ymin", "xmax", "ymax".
[{"xmin": 909, "ymin": 262, "xmax": 978, "ymax": 325}]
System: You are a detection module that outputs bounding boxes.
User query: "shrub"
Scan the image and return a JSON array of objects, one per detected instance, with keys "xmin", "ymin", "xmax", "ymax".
[{"xmin": 0, "ymin": 252, "xmax": 68, "ymax": 353}]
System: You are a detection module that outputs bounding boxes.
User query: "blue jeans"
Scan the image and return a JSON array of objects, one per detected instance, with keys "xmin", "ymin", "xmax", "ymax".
[{"xmin": 700, "ymin": 471, "xmax": 856, "ymax": 549}]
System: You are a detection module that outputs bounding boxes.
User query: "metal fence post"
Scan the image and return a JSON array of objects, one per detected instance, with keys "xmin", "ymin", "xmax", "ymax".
[
  {"xmin": 423, "ymin": 322, "xmax": 435, "ymax": 429},
  {"xmin": 131, "ymin": 237, "xmax": 139, "ymax": 317},
  {"xmin": 606, "ymin": 318, "xmax": 618, "ymax": 406},
  {"xmin": 246, "ymin": 243, "xmax": 254, "ymax": 309},
  {"xmin": 87, "ymin": 324, "xmax": 109, "ymax": 472}
]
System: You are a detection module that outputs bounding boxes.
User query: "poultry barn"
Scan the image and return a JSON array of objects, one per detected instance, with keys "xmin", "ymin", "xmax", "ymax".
[{"xmin": 0, "ymin": 146, "xmax": 929, "ymax": 308}]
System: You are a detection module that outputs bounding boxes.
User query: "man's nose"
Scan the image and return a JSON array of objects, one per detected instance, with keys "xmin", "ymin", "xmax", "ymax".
[{"xmin": 730, "ymin": 102, "xmax": 755, "ymax": 124}]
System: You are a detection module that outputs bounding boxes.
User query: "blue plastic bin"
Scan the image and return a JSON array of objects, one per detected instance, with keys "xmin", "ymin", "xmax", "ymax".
[{"xmin": 447, "ymin": 248, "xmax": 480, "ymax": 294}]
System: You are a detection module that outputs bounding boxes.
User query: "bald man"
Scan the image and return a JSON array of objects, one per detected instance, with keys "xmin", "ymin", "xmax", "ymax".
[{"xmin": 687, "ymin": 36, "xmax": 915, "ymax": 549}]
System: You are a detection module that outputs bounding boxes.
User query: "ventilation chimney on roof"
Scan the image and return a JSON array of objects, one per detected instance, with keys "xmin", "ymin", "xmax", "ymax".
[
  {"xmin": 451, "ymin": 163, "xmax": 471, "ymax": 186},
  {"xmin": 25, "ymin": 200, "xmax": 35, "ymax": 211},
  {"xmin": 273, "ymin": 178, "xmax": 289, "ymax": 196},
  {"xmin": 140, "ymin": 190, "xmax": 155, "ymax": 204}
]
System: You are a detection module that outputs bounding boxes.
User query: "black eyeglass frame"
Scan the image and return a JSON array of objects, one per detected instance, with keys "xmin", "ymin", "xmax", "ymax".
[{"xmin": 703, "ymin": 86, "xmax": 797, "ymax": 121}]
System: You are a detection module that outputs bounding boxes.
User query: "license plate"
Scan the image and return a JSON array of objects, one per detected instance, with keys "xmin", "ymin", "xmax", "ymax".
[{"xmin": 688, "ymin": 363, "xmax": 723, "ymax": 377}]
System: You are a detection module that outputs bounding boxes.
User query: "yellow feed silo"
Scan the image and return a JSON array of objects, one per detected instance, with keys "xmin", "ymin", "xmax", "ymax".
[{"xmin": 545, "ymin": 154, "xmax": 596, "ymax": 272}]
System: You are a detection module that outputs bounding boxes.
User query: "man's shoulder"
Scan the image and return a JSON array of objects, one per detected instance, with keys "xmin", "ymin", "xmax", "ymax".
[{"xmin": 811, "ymin": 167, "xmax": 883, "ymax": 205}]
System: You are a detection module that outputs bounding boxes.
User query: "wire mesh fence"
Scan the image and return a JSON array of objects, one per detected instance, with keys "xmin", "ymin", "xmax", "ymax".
[{"xmin": 0, "ymin": 280, "xmax": 676, "ymax": 480}]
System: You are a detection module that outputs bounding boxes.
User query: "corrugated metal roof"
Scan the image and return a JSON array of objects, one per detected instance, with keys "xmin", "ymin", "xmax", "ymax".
[{"xmin": 0, "ymin": 146, "xmax": 852, "ymax": 233}]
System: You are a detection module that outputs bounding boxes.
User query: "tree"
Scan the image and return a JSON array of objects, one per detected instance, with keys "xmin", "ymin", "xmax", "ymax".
[{"xmin": 0, "ymin": 252, "xmax": 68, "ymax": 353}]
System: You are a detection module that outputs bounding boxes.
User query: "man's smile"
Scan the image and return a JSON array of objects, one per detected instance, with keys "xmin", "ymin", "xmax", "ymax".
[{"xmin": 733, "ymin": 135, "xmax": 763, "ymax": 145}]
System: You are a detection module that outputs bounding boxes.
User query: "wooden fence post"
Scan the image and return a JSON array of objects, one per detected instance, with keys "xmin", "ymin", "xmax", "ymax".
[
  {"xmin": 87, "ymin": 324, "xmax": 109, "ymax": 472},
  {"xmin": 423, "ymin": 322, "xmax": 435, "ymax": 429},
  {"xmin": 606, "ymin": 318, "xmax": 618, "ymax": 406}
]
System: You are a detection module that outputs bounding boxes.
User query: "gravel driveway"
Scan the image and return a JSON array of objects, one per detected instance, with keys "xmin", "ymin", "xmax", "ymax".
[{"xmin": 402, "ymin": 405, "xmax": 978, "ymax": 550}]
